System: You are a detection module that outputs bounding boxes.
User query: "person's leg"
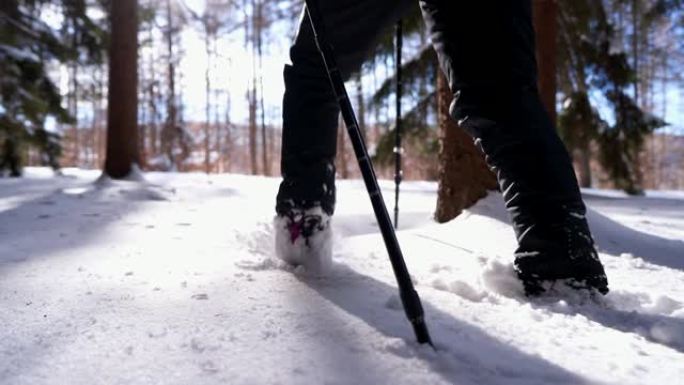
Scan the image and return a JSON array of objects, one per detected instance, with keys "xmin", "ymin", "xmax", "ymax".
[
  {"xmin": 419, "ymin": 0, "xmax": 608, "ymax": 294},
  {"xmin": 275, "ymin": 0, "xmax": 417, "ymax": 268},
  {"xmin": 276, "ymin": 0, "xmax": 417, "ymax": 218}
]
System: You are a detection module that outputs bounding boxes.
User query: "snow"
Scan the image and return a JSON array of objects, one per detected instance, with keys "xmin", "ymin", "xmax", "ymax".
[{"xmin": 1, "ymin": 168, "xmax": 683, "ymax": 385}]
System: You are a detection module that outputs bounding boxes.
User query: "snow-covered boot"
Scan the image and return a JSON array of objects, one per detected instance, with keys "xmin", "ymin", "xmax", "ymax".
[
  {"xmin": 274, "ymin": 206, "xmax": 333, "ymax": 272},
  {"xmin": 513, "ymin": 212, "xmax": 609, "ymax": 296}
]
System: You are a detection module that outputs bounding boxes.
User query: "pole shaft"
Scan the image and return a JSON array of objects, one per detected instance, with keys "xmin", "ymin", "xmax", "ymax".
[{"xmin": 304, "ymin": 0, "xmax": 432, "ymax": 346}]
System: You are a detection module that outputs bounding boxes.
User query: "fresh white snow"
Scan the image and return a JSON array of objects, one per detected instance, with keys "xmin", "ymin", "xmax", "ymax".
[{"xmin": 1, "ymin": 168, "xmax": 683, "ymax": 385}]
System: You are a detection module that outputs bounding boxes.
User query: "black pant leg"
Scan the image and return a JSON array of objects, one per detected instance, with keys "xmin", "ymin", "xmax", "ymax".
[
  {"xmin": 277, "ymin": 0, "xmax": 417, "ymax": 216},
  {"xmin": 419, "ymin": 0, "xmax": 589, "ymax": 249}
]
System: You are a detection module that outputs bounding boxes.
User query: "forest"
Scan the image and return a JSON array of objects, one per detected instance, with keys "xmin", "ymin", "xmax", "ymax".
[
  {"xmin": 1, "ymin": 0, "xmax": 684, "ymax": 211},
  {"xmin": 2, "ymin": 2, "xmax": 684, "ymax": 384}
]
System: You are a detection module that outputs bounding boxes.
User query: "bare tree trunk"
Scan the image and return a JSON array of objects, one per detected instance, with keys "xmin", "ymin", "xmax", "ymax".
[
  {"xmin": 204, "ymin": 28, "xmax": 212, "ymax": 173},
  {"xmin": 68, "ymin": 15, "xmax": 80, "ymax": 167},
  {"xmin": 248, "ymin": 87, "xmax": 258, "ymax": 174},
  {"xmin": 247, "ymin": 0, "xmax": 258, "ymax": 175},
  {"xmin": 225, "ymin": 88, "xmax": 232, "ymax": 171},
  {"xmin": 434, "ymin": 71, "xmax": 497, "ymax": 223},
  {"xmin": 162, "ymin": 0, "xmax": 178, "ymax": 169},
  {"xmin": 256, "ymin": 0, "xmax": 269, "ymax": 176},
  {"xmin": 632, "ymin": 0, "xmax": 639, "ymax": 106},
  {"xmin": 91, "ymin": 86, "xmax": 98, "ymax": 168},
  {"xmin": 336, "ymin": 114, "xmax": 349, "ymax": 178},
  {"xmin": 104, "ymin": 0, "xmax": 139, "ymax": 178},
  {"xmin": 139, "ymin": 87, "xmax": 147, "ymax": 169},
  {"xmin": 70, "ymin": 62, "xmax": 79, "ymax": 166},
  {"xmin": 96, "ymin": 66, "xmax": 106, "ymax": 167},
  {"xmin": 214, "ymin": 90, "xmax": 222, "ymax": 172},
  {"xmin": 147, "ymin": 24, "xmax": 158, "ymax": 158},
  {"xmin": 533, "ymin": 0, "xmax": 558, "ymax": 123},
  {"xmin": 355, "ymin": 72, "xmax": 366, "ymax": 142},
  {"xmin": 148, "ymin": 75, "xmax": 158, "ymax": 157},
  {"xmin": 372, "ymin": 58, "xmax": 381, "ymax": 142},
  {"xmin": 575, "ymin": 143, "xmax": 592, "ymax": 188},
  {"xmin": 269, "ymin": 122, "xmax": 276, "ymax": 172}
]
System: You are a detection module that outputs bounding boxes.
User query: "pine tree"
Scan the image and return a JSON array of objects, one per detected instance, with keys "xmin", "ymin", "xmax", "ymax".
[
  {"xmin": 0, "ymin": 0, "xmax": 104, "ymax": 176},
  {"xmin": 556, "ymin": 0, "xmax": 667, "ymax": 193}
]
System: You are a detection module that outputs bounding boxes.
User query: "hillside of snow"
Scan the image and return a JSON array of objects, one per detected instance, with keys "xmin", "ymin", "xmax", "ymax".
[{"xmin": 1, "ymin": 168, "xmax": 683, "ymax": 385}]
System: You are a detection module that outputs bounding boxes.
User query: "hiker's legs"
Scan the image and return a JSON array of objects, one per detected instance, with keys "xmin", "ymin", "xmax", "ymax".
[{"xmin": 277, "ymin": 0, "xmax": 417, "ymax": 216}]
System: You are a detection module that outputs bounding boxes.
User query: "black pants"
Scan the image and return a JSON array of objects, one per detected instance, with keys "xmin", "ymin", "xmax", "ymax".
[{"xmin": 277, "ymin": 0, "xmax": 587, "ymax": 251}]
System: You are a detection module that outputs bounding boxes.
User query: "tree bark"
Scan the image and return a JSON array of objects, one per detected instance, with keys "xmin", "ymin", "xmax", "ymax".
[
  {"xmin": 434, "ymin": 72, "xmax": 497, "ymax": 223},
  {"xmin": 533, "ymin": 0, "xmax": 558, "ymax": 123},
  {"xmin": 247, "ymin": 0, "xmax": 258, "ymax": 175},
  {"xmin": 104, "ymin": 0, "xmax": 139, "ymax": 178},
  {"xmin": 256, "ymin": 0, "xmax": 269, "ymax": 176},
  {"xmin": 336, "ymin": 114, "xmax": 349, "ymax": 178},
  {"xmin": 162, "ymin": 0, "xmax": 178, "ymax": 170},
  {"xmin": 355, "ymin": 72, "xmax": 366, "ymax": 142},
  {"xmin": 575, "ymin": 144, "xmax": 592, "ymax": 188},
  {"xmin": 204, "ymin": 26, "xmax": 212, "ymax": 173}
]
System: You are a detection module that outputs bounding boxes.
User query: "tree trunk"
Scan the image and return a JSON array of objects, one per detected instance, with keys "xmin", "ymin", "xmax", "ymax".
[
  {"xmin": 336, "ymin": 114, "xmax": 349, "ymax": 178},
  {"xmin": 224, "ymin": 89, "xmax": 232, "ymax": 171},
  {"xmin": 574, "ymin": 142, "xmax": 592, "ymax": 188},
  {"xmin": 248, "ymin": 86, "xmax": 258, "ymax": 175},
  {"xmin": 632, "ymin": 0, "xmax": 639, "ymax": 106},
  {"xmin": 533, "ymin": 0, "xmax": 558, "ymax": 123},
  {"xmin": 434, "ymin": 72, "xmax": 497, "ymax": 223},
  {"xmin": 256, "ymin": 0, "xmax": 269, "ymax": 176},
  {"xmin": 162, "ymin": 0, "xmax": 178, "ymax": 170},
  {"xmin": 96, "ymin": 67, "xmax": 106, "ymax": 167},
  {"xmin": 104, "ymin": 0, "xmax": 139, "ymax": 178},
  {"xmin": 204, "ymin": 27, "xmax": 212, "ymax": 174},
  {"xmin": 355, "ymin": 72, "xmax": 366, "ymax": 142},
  {"xmin": 70, "ymin": 60, "xmax": 79, "ymax": 166},
  {"xmin": 247, "ymin": 0, "xmax": 258, "ymax": 175},
  {"xmin": 147, "ymin": 24, "xmax": 158, "ymax": 158}
]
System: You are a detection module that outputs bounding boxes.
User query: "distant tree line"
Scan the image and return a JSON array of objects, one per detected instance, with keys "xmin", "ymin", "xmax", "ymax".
[{"xmin": 1, "ymin": 0, "xmax": 683, "ymax": 215}]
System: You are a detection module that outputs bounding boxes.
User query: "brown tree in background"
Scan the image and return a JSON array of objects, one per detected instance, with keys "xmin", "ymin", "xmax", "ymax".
[
  {"xmin": 162, "ymin": 0, "xmax": 178, "ymax": 169},
  {"xmin": 104, "ymin": 0, "xmax": 140, "ymax": 178},
  {"xmin": 245, "ymin": 0, "xmax": 258, "ymax": 175},
  {"xmin": 434, "ymin": 72, "xmax": 497, "ymax": 223}
]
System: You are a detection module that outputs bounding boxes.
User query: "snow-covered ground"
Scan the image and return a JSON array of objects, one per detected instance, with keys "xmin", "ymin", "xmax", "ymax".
[{"xmin": 1, "ymin": 168, "xmax": 683, "ymax": 385}]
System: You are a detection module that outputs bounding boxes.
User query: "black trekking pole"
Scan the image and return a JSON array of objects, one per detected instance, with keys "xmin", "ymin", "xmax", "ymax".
[
  {"xmin": 304, "ymin": 0, "xmax": 433, "ymax": 347},
  {"xmin": 393, "ymin": 20, "xmax": 403, "ymax": 230}
]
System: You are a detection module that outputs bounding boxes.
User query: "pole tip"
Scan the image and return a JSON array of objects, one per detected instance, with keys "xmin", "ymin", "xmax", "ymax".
[{"xmin": 413, "ymin": 320, "xmax": 434, "ymax": 347}]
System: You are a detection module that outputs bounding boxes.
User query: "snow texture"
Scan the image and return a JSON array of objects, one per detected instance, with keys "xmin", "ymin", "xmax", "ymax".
[{"xmin": 0, "ymin": 168, "xmax": 683, "ymax": 385}]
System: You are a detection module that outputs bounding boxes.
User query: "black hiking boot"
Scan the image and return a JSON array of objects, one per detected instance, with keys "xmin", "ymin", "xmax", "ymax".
[
  {"xmin": 274, "ymin": 205, "xmax": 333, "ymax": 272},
  {"xmin": 513, "ymin": 213, "xmax": 609, "ymax": 296}
]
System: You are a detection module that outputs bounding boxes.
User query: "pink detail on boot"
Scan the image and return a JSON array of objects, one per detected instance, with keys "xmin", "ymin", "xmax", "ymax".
[{"xmin": 289, "ymin": 221, "xmax": 302, "ymax": 243}]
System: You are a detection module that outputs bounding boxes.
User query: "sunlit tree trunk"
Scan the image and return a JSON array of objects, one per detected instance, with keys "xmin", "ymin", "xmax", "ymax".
[
  {"xmin": 336, "ymin": 115, "xmax": 349, "ymax": 178},
  {"xmin": 434, "ymin": 72, "xmax": 497, "ymax": 223},
  {"xmin": 256, "ymin": 0, "xmax": 269, "ymax": 176},
  {"xmin": 355, "ymin": 72, "xmax": 366, "ymax": 142},
  {"xmin": 162, "ymin": 0, "xmax": 178, "ymax": 170},
  {"xmin": 204, "ymin": 26, "xmax": 212, "ymax": 173},
  {"xmin": 246, "ymin": 0, "xmax": 258, "ymax": 175}
]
